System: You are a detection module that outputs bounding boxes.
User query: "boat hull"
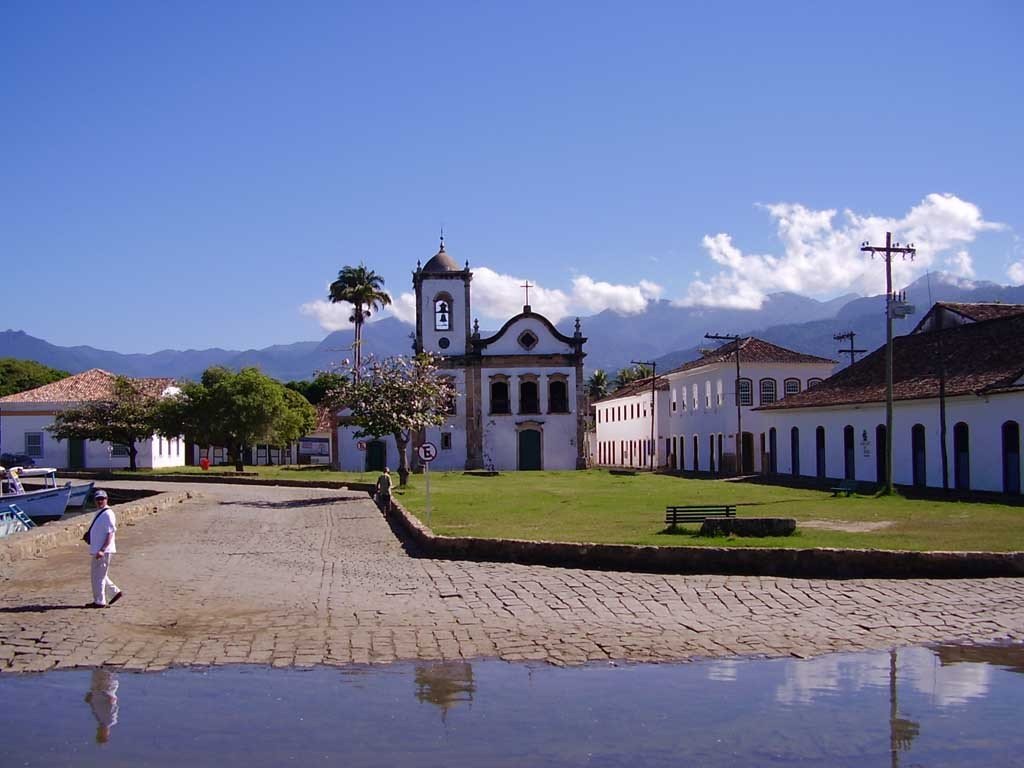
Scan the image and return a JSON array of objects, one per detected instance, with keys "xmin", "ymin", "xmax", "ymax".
[
  {"xmin": 67, "ymin": 482, "xmax": 95, "ymax": 508},
  {"xmin": 0, "ymin": 485, "xmax": 72, "ymax": 523}
]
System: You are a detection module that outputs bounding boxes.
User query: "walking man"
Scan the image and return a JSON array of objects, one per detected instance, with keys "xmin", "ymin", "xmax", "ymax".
[{"xmin": 88, "ymin": 490, "xmax": 123, "ymax": 608}]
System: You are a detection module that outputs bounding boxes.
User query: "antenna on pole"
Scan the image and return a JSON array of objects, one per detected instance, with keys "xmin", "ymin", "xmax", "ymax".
[
  {"xmin": 861, "ymin": 232, "xmax": 916, "ymax": 495},
  {"xmin": 705, "ymin": 333, "xmax": 744, "ymax": 476},
  {"xmin": 833, "ymin": 331, "xmax": 867, "ymax": 366},
  {"xmin": 631, "ymin": 359, "xmax": 657, "ymax": 469}
]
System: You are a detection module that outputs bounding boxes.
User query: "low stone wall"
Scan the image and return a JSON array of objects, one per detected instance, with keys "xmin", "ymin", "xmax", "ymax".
[
  {"xmin": 56, "ymin": 471, "xmax": 376, "ymax": 495},
  {"xmin": 0, "ymin": 491, "xmax": 196, "ymax": 566},
  {"xmin": 388, "ymin": 500, "xmax": 1024, "ymax": 580}
]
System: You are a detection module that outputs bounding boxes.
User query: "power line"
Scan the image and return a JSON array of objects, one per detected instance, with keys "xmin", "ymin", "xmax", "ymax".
[
  {"xmin": 704, "ymin": 333, "xmax": 744, "ymax": 476},
  {"xmin": 833, "ymin": 331, "xmax": 867, "ymax": 366},
  {"xmin": 861, "ymin": 232, "xmax": 916, "ymax": 495}
]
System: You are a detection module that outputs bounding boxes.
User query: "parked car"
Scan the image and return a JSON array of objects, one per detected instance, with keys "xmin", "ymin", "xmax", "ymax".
[{"xmin": 0, "ymin": 453, "xmax": 36, "ymax": 468}]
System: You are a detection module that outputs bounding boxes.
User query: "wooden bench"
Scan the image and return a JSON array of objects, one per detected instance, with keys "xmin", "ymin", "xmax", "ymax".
[
  {"xmin": 665, "ymin": 504, "xmax": 736, "ymax": 530},
  {"xmin": 830, "ymin": 478, "xmax": 857, "ymax": 497}
]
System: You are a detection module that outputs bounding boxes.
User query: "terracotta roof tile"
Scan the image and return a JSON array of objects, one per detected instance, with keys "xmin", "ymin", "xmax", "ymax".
[
  {"xmin": 0, "ymin": 368, "xmax": 177, "ymax": 404},
  {"xmin": 597, "ymin": 376, "xmax": 669, "ymax": 403},
  {"xmin": 760, "ymin": 311, "xmax": 1024, "ymax": 410},
  {"xmin": 665, "ymin": 337, "xmax": 836, "ymax": 376}
]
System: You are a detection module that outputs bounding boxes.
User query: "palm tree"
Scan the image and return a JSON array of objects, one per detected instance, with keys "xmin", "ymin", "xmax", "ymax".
[
  {"xmin": 328, "ymin": 263, "xmax": 393, "ymax": 375},
  {"xmin": 614, "ymin": 364, "xmax": 652, "ymax": 391},
  {"xmin": 587, "ymin": 370, "xmax": 610, "ymax": 402}
]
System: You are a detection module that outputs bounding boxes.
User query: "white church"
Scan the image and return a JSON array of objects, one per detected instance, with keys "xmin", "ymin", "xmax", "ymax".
[{"xmin": 335, "ymin": 239, "xmax": 588, "ymax": 472}]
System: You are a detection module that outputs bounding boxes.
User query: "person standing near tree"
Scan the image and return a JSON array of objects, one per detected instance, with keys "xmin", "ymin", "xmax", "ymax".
[
  {"xmin": 87, "ymin": 490, "xmax": 123, "ymax": 608},
  {"xmin": 375, "ymin": 467, "xmax": 393, "ymax": 511}
]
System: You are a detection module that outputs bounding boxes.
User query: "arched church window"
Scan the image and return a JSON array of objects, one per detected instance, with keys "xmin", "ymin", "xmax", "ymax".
[
  {"xmin": 490, "ymin": 379, "xmax": 510, "ymax": 414},
  {"xmin": 434, "ymin": 294, "xmax": 452, "ymax": 331},
  {"xmin": 519, "ymin": 378, "xmax": 540, "ymax": 414},
  {"xmin": 548, "ymin": 378, "xmax": 569, "ymax": 413}
]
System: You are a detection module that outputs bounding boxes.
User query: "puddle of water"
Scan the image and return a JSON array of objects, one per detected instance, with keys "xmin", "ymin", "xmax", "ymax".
[{"xmin": 2, "ymin": 645, "xmax": 1022, "ymax": 767}]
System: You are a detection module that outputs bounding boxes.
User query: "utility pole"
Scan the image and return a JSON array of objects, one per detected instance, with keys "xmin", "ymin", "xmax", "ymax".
[
  {"xmin": 833, "ymin": 331, "xmax": 867, "ymax": 367},
  {"xmin": 861, "ymin": 232, "xmax": 916, "ymax": 495},
  {"xmin": 705, "ymin": 333, "xmax": 743, "ymax": 476},
  {"xmin": 631, "ymin": 359, "xmax": 657, "ymax": 469}
]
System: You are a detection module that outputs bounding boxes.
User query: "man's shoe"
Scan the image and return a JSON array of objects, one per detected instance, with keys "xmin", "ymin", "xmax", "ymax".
[
  {"xmin": 87, "ymin": 602, "xmax": 106, "ymax": 609},
  {"xmin": 109, "ymin": 591, "xmax": 124, "ymax": 605}
]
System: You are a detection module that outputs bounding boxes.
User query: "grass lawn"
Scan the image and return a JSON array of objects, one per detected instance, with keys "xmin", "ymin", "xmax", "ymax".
[
  {"xmin": 131, "ymin": 466, "xmax": 1024, "ymax": 552},
  {"xmin": 391, "ymin": 470, "xmax": 1024, "ymax": 552}
]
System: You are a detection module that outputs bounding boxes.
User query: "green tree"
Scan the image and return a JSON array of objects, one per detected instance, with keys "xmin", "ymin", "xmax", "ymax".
[
  {"xmin": 325, "ymin": 354, "xmax": 454, "ymax": 487},
  {"xmin": 48, "ymin": 376, "xmax": 160, "ymax": 471},
  {"xmin": 613, "ymin": 364, "xmax": 652, "ymax": 390},
  {"xmin": 0, "ymin": 358, "xmax": 70, "ymax": 398},
  {"xmin": 328, "ymin": 264, "xmax": 392, "ymax": 374},
  {"xmin": 586, "ymin": 369, "xmax": 610, "ymax": 402},
  {"xmin": 158, "ymin": 366, "xmax": 308, "ymax": 471},
  {"xmin": 284, "ymin": 372, "xmax": 347, "ymax": 406}
]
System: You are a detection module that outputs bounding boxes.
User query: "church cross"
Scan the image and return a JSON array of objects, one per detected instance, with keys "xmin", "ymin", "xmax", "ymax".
[{"xmin": 521, "ymin": 280, "xmax": 533, "ymax": 305}]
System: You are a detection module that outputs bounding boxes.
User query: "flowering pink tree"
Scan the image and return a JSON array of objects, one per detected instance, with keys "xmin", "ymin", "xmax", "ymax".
[{"xmin": 326, "ymin": 354, "xmax": 455, "ymax": 486}]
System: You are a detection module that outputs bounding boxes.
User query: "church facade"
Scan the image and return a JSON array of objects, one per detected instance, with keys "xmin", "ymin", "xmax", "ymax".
[{"xmin": 336, "ymin": 240, "xmax": 588, "ymax": 472}]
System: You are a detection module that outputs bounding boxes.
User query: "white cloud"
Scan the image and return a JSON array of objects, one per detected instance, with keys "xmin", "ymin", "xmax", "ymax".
[
  {"xmin": 570, "ymin": 275, "xmax": 662, "ymax": 315},
  {"xmin": 1009, "ymin": 262, "xmax": 1024, "ymax": 285},
  {"xmin": 946, "ymin": 250, "xmax": 975, "ymax": 279},
  {"xmin": 299, "ymin": 299, "xmax": 354, "ymax": 332},
  {"xmin": 680, "ymin": 193, "xmax": 1005, "ymax": 309},
  {"xmin": 300, "ymin": 267, "xmax": 663, "ymax": 333},
  {"xmin": 389, "ymin": 292, "xmax": 418, "ymax": 324}
]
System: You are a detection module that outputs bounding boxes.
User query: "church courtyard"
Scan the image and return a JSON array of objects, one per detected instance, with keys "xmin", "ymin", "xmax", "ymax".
[{"xmin": 2, "ymin": 481, "xmax": 1022, "ymax": 674}]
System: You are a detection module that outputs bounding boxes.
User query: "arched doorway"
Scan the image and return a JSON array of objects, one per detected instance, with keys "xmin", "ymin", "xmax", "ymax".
[
  {"xmin": 912, "ymin": 424, "xmax": 926, "ymax": 488},
  {"xmin": 365, "ymin": 440, "xmax": 387, "ymax": 472},
  {"xmin": 790, "ymin": 427, "xmax": 800, "ymax": 477},
  {"xmin": 815, "ymin": 426, "xmax": 826, "ymax": 479},
  {"xmin": 954, "ymin": 422, "xmax": 970, "ymax": 490},
  {"xmin": 843, "ymin": 426, "xmax": 856, "ymax": 481},
  {"xmin": 741, "ymin": 432, "xmax": 755, "ymax": 474},
  {"xmin": 518, "ymin": 428, "xmax": 542, "ymax": 471},
  {"xmin": 1003, "ymin": 421, "xmax": 1021, "ymax": 495},
  {"xmin": 875, "ymin": 424, "xmax": 887, "ymax": 485},
  {"xmin": 692, "ymin": 435, "xmax": 700, "ymax": 472}
]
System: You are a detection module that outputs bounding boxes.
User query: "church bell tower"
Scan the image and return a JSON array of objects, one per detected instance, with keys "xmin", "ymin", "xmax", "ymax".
[{"xmin": 413, "ymin": 236, "xmax": 473, "ymax": 356}]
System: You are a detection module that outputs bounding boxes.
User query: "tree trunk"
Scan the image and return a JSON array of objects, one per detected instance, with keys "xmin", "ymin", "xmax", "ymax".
[
  {"xmin": 128, "ymin": 442, "xmax": 138, "ymax": 471},
  {"xmin": 394, "ymin": 430, "xmax": 410, "ymax": 487},
  {"xmin": 353, "ymin": 311, "xmax": 364, "ymax": 376},
  {"xmin": 234, "ymin": 442, "xmax": 245, "ymax": 472}
]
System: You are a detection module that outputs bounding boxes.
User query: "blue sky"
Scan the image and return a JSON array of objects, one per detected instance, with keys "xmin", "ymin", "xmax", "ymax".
[{"xmin": 2, "ymin": 2, "xmax": 1021, "ymax": 352}]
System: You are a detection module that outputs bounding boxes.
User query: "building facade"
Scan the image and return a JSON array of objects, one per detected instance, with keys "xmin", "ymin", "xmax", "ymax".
[
  {"xmin": 759, "ymin": 303, "xmax": 1024, "ymax": 494},
  {"xmin": 0, "ymin": 369, "xmax": 185, "ymax": 470},
  {"xmin": 336, "ymin": 240, "xmax": 588, "ymax": 472},
  {"xmin": 594, "ymin": 338, "xmax": 837, "ymax": 474}
]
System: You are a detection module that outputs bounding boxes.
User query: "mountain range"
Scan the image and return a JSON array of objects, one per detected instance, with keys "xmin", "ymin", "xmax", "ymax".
[{"xmin": 3, "ymin": 273, "xmax": 1022, "ymax": 383}]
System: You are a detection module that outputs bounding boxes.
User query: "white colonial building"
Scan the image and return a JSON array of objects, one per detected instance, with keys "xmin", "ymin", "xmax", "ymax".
[
  {"xmin": 758, "ymin": 303, "xmax": 1024, "ymax": 495},
  {"xmin": 336, "ymin": 239, "xmax": 588, "ymax": 472},
  {"xmin": 594, "ymin": 338, "xmax": 837, "ymax": 474},
  {"xmin": 0, "ymin": 368, "xmax": 185, "ymax": 470}
]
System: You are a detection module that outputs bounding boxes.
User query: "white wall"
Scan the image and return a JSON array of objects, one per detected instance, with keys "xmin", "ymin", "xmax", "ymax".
[
  {"xmin": 763, "ymin": 391, "xmax": 1024, "ymax": 493},
  {"xmin": 594, "ymin": 361, "xmax": 836, "ymax": 473},
  {"xmin": 0, "ymin": 405, "xmax": 184, "ymax": 469}
]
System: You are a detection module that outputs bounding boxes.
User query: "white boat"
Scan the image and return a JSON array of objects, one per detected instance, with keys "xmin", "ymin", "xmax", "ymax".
[
  {"xmin": 0, "ymin": 467, "xmax": 74, "ymax": 523},
  {"xmin": 4, "ymin": 466, "xmax": 94, "ymax": 507}
]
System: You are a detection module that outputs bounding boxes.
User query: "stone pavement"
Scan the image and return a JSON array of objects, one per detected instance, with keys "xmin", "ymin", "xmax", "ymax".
[{"xmin": 1, "ymin": 483, "xmax": 1022, "ymax": 673}]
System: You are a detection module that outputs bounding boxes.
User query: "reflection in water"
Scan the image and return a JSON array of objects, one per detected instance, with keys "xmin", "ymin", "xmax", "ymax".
[
  {"xmin": 414, "ymin": 661, "xmax": 475, "ymax": 721},
  {"xmin": 888, "ymin": 650, "xmax": 920, "ymax": 768},
  {"xmin": 84, "ymin": 669, "xmax": 119, "ymax": 744},
  {"xmin": 2, "ymin": 645, "xmax": 1022, "ymax": 768},
  {"xmin": 775, "ymin": 646, "xmax": 999, "ymax": 708}
]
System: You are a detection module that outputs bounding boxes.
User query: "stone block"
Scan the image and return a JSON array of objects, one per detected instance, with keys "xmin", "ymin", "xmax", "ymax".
[{"xmin": 700, "ymin": 518, "xmax": 797, "ymax": 537}]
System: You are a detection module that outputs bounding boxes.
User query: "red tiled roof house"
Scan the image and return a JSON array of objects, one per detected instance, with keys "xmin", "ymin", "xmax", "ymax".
[
  {"xmin": 593, "ymin": 337, "xmax": 837, "ymax": 473},
  {"xmin": 0, "ymin": 368, "xmax": 185, "ymax": 470},
  {"xmin": 757, "ymin": 303, "xmax": 1024, "ymax": 494}
]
